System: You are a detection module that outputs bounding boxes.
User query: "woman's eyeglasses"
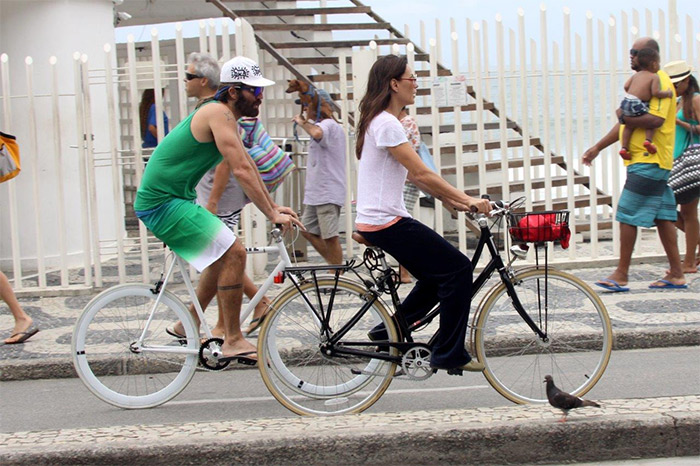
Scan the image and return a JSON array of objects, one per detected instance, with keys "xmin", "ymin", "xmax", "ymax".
[
  {"xmin": 185, "ymin": 72, "xmax": 203, "ymax": 81},
  {"xmin": 398, "ymin": 76, "xmax": 418, "ymax": 82},
  {"xmin": 236, "ymin": 85, "xmax": 264, "ymax": 97}
]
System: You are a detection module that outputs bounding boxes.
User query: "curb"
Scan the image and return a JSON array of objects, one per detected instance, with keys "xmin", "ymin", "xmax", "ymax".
[
  {"xmin": 2, "ymin": 396, "xmax": 699, "ymax": 465},
  {"xmin": 2, "ymin": 328, "xmax": 698, "ymax": 382}
]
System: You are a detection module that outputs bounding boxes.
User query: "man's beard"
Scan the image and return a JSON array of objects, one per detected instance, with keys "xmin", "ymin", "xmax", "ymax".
[{"xmin": 235, "ymin": 97, "xmax": 259, "ymax": 118}]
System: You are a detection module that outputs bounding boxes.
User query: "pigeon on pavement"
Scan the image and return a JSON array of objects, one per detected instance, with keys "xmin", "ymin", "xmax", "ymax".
[{"xmin": 544, "ymin": 375, "xmax": 601, "ymax": 422}]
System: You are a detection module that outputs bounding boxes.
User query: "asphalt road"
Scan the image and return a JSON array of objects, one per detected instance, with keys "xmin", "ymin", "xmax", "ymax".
[{"xmin": 1, "ymin": 346, "xmax": 699, "ymax": 433}]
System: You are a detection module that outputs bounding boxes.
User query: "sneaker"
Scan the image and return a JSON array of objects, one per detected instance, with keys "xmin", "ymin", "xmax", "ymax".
[{"xmin": 367, "ymin": 323, "xmax": 388, "ymax": 342}]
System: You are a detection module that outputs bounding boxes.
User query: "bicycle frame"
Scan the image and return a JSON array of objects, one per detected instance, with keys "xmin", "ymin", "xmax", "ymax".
[
  {"xmin": 415, "ymin": 214, "xmax": 548, "ymax": 344},
  {"xmin": 324, "ymin": 214, "xmax": 551, "ymax": 365},
  {"xmin": 134, "ymin": 229, "xmax": 295, "ymax": 355}
]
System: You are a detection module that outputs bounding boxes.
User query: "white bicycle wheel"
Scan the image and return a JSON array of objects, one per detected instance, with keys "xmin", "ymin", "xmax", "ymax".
[
  {"xmin": 258, "ymin": 277, "xmax": 399, "ymax": 416},
  {"xmin": 473, "ymin": 269, "xmax": 612, "ymax": 404},
  {"xmin": 72, "ymin": 284, "xmax": 198, "ymax": 409}
]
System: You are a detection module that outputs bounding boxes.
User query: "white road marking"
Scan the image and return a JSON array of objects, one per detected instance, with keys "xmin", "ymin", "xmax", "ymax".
[{"xmin": 169, "ymin": 384, "xmax": 491, "ymax": 406}]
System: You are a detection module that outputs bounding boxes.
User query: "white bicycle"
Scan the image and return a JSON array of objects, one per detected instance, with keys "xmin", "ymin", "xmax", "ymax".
[{"xmin": 72, "ymin": 227, "xmax": 344, "ymax": 409}]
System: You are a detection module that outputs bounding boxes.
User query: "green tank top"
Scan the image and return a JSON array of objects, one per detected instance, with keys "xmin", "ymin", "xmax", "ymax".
[
  {"xmin": 134, "ymin": 103, "xmax": 223, "ymax": 211},
  {"xmin": 674, "ymin": 92, "xmax": 700, "ymax": 159}
]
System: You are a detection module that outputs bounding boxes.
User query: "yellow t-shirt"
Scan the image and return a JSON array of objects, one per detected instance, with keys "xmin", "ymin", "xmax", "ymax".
[{"xmin": 620, "ymin": 70, "xmax": 676, "ymax": 170}]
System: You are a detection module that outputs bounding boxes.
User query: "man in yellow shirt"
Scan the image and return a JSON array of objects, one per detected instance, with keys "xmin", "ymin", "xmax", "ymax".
[{"xmin": 583, "ymin": 37, "xmax": 686, "ymax": 291}]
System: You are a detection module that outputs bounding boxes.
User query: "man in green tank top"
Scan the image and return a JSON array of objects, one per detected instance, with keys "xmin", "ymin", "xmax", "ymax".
[{"xmin": 135, "ymin": 57, "xmax": 303, "ymax": 365}]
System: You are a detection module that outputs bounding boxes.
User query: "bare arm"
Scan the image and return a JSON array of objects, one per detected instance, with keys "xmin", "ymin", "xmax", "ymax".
[
  {"xmin": 622, "ymin": 112, "xmax": 665, "ymax": 129},
  {"xmin": 205, "ymin": 161, "xmax": 231, "ymax": 214},
  {"xmin": 292, "ymin": 114, "xmax": 323, "ymax": 140},
  {"xmin": 148, "ymin": 124, "xmax": 158, "ymax": 138},
  {"xmin": 210, "ymin": 108, "xmax": 303, "ymax": 231},
  {"xmin": 651, "ymin": 74, "xmax": 673, "ymax": 99},
  {"xmin": 677, "ymin": 95, "xmax": 700, "ymax": 134},
  {"xmin": 582, "ymin": 123, "xmax": 620, "ymax": 166},
  {"xmin": 623, "ymin": 75, "xmax": 633, "ymax": 93},
  {"xmin": 241, "ymin": 125, "xmax": 299, "ymax": 220},
  {"xmin": 388, "ymin": 142, "xmax": 491, "ymax": 214}
]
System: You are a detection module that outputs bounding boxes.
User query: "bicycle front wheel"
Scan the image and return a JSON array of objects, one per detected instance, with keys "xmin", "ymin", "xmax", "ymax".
[
  {"xmin": 258, "ymin": 277, "xmax": 399, "ymax": 416},
  {"xmin": 72, "ymin": 284, "xmax": 199, "ymax": 409},
  {"xmin": 473, "ymin": 268, "xmax": 612, "ymax": 404}
]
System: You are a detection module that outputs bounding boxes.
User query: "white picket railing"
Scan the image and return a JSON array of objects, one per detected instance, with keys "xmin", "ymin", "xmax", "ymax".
[{"xmin": 1, "ymin": 3, "xmax": 698, "ymax": 293}]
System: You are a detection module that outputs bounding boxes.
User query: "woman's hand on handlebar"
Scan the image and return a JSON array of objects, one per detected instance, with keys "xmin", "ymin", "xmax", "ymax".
[{"xmin": 465, "ymin": 196, "xmax": 493, "ymax": 214}]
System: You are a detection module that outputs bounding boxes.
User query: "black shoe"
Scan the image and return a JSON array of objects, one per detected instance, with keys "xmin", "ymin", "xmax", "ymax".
[{"xmin": 367, "ymin": 323, "xmax": 388, "ymax": 342}]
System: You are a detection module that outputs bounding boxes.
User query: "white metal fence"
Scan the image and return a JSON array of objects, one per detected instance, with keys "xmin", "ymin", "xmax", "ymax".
[{"xmin": 1, "ymin": 4, "xmax": 699, "ymax": 293}]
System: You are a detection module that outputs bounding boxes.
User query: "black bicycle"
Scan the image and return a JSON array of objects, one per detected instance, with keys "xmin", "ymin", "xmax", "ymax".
[{"xmin": 257, "ymin": 198, "xmax": 613, "ymax": 416}]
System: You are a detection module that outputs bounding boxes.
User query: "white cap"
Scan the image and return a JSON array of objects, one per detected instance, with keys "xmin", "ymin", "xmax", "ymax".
[{"xmin": 219, "ymin": 56, "xmax": 275, "ymax": 87}]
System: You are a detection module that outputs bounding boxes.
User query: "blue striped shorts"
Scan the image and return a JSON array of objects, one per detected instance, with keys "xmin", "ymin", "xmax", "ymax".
[{"xmin": 616, "ymin": 163, "xmax": 677, "ymax": 228}]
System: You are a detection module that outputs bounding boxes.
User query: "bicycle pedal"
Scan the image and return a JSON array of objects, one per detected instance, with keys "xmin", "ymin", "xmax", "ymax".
[{"xmin": 446, "ymin": 368, "xmax": 464, "ymax": 376}]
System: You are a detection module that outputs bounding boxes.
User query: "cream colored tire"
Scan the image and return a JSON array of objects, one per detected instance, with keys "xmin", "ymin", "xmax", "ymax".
[
  {"xmin": 258, "ymin": 277, "xmax": 399, "ymax": 416},
  {"xmin": 473, "ymin": 269, "xmax": 612, "ymax": 404}
]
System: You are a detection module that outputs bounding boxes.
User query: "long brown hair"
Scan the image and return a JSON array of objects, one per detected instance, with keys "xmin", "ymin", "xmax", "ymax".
[
  {"xmin": 139, "ymin": 89, "xmax": 156, "ymax": 139},
  {"xmin": 355, "ymin": 55, "xmax": 408, "ymax": 160},
  {"xmin": 680, "ymin": 75, "xmax": 699, "ymax": 122}
]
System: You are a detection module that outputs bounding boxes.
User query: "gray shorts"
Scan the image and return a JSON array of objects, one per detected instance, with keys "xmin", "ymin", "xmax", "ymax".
[{"xmin": 301, "ymin": 203, "xmax": 341, "ymax": 239}]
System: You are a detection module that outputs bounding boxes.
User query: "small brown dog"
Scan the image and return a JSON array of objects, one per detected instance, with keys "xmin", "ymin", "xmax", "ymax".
[{"xmin": 285, "ymin": 79, "xmax": 336, "ymax": 123}]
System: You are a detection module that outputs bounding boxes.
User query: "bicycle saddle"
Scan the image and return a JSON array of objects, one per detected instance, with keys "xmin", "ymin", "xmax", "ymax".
[{"xmin": 352, "ymin": 231, "xmax": 375, "ymax": 247}]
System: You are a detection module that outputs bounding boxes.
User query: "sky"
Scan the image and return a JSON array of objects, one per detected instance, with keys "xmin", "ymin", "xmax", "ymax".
[{"xmin": 114, "ymin": 0, "xmax": 698, "ymax": 67}]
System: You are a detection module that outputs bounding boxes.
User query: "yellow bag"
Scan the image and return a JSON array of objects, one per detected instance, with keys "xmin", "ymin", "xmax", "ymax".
[{"xmin": 0, "ymin": 131, "xmax": 20, "ymax": 182}]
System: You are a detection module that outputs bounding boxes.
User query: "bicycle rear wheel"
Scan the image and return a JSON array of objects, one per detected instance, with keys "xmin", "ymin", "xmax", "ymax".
[
  {"xmin": 72, "ymin": 284, "xmax": 198, "ymax": 409},
  {"xmin": 473, "ymin": 268, "xmax": 612, "ymax": 404},
  {"xmin": 258, "ymin": 277, "xmax": 399, "ymax": 416}
]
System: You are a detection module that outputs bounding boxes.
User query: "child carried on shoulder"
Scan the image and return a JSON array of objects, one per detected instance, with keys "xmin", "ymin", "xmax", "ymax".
[{"xmin": 618, "ymin": 48, "xmax": 674, "ymax": 160}]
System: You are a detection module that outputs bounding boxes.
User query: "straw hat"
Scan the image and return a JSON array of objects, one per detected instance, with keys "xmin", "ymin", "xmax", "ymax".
[{"xmin": 663, "ymin": 60, "xmax": 693, "ymax": 83}]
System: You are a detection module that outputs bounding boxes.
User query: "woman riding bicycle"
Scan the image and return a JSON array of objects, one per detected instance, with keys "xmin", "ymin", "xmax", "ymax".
[{"xmin": 355, "ymin": 54, "xmax": 492, "ymax": 372}]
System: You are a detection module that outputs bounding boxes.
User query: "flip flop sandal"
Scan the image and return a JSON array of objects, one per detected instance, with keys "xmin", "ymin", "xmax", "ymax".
[
  {"xmin": 245, "ymin": 311, "xmax": 271, "ymax": 336},
  {"xmin": 594, "ymin": 279, "xmax": 629, "ymax": 292},
  {"xmin": 218, "ymin": 351, "xmax": 258, "ymax": 366},
  {"xmin": 648, "ymin": 279, "xmax": 688, "ymax": 289},
  {"xmin": 165, "ymin": 327, "xmax": 187, "ymax": 340},
  {"xmin": 4, "ymin": 327, "xmax": 39, "ymax": 345}
]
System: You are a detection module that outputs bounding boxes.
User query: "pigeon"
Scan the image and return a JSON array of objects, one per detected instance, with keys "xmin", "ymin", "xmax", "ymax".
[{"xmin": 544, "ymin": 375, "xmax": 601, "ymax": 422}]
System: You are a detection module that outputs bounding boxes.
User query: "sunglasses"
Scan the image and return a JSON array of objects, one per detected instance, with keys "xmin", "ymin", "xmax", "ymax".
[
  {"xmin": 629, "ymin": 49, "xmax": 639, "ymax": 56},
  {"xmin": 185, "ymin": 72, "xmax": 203, "ymax": 81},
  {"xmin": 236, "ymin": 85, "xmax": 264, "ymax": 97}
]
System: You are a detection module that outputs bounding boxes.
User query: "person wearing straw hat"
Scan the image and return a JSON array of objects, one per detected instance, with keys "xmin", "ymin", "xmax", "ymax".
[
  {"xmin": 583, "ymin": 37, "xmax": 686, "ymax": 291},
  {"xmin": 134, "ymin": 56, "xmax": 303, "ymax": 365},
  {"xmin": 664, "ymin": 59, "xmax": 700, "ymax": 273}
]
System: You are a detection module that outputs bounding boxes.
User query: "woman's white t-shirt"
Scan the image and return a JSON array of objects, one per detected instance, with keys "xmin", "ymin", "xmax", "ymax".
[{"xmin": 356, "ymin": 111, "xmax": 411, "ymax": 227}]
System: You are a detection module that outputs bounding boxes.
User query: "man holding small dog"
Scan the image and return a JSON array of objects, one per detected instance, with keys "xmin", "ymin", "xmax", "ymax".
[{"xmin": 292, "ymin": 100, "xmax": 346, "ymax": 265}]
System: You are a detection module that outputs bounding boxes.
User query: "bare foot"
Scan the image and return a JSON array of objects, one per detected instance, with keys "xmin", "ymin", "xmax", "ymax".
[
  {"xmin": 596, "ymin": 272, "xmax": 628, "ymax": 288},
  {"xmin": 655, "ymin": 274, "xmax": 687, "ymax": 287},
  {"xmin": 221, "ymin": 338, "xmax": 257, "ymax": 362},
  {"xmin": 210, "ymin": 325, "xmax": 225, "ymax": 340},
  {"xmin": 4, "ymin": 316, "xmax": 35, "ymax": 344},
  {"xmin": 399, "ymin": 265, "xmax": 412, "ymax": 284}
]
